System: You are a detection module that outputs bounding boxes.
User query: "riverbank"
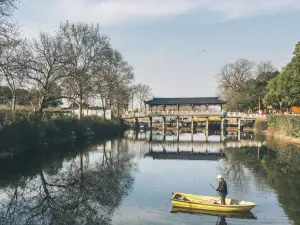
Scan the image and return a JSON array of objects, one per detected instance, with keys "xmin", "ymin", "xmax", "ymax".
[
  {"xmin": 255, "ymin": 115, "xmax": 300, "ymax": 145},
  {"xmin": 0, "ymin": 112, "xmax": 125, "ymax": 159}
]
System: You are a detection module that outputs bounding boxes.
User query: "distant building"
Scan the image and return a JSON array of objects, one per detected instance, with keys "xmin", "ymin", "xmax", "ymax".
[{"xmin": 64, "ymin": 103, "xmax": 112, "ymax": 120}]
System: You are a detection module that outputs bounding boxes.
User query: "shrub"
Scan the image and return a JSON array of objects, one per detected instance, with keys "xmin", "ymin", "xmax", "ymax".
[
  {"xmin": 0, "ymin": 113, "xmax": 122, "ymax": 158},
  {"xmin": 254, "ymin": 119, "xmax": 268, "ymax": 131},
  {"xmin": 267, "ymin": 115, "xmax": 300, "ymax": 138}
]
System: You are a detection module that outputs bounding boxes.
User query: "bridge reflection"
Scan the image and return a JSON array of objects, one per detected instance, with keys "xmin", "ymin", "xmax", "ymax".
[
  {"xmin": 144, "ymin": 151, "xmax": 226, "ymax": 161},
  {"xmin": 124, "ymin": 130, "xmax": 264, "ymax": 161}
]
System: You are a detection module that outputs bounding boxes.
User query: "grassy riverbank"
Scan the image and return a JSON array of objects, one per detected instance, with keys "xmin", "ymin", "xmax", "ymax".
[
  {"xmin": 254, "ymin": 115, "xmax": 300, "ymax": 145},
  {"xmin": 0, "ymin": 112, "xmax": 124, "ymax": 159}
]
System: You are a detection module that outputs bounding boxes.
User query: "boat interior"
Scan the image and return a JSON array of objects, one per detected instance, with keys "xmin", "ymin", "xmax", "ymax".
[{"xmin": 172, "ymin": 193, "xmax": 253, "ymax": 206}]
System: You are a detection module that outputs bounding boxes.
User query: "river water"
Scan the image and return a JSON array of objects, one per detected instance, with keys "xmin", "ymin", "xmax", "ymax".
[{"xmin": 1, "ymin": 130, "xmax": 300, "ymax": 225}]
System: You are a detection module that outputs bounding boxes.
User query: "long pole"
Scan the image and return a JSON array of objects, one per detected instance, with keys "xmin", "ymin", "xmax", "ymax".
[{"xmin": 209, "ymin": 183, "xmax": 216, "ymax": 190}]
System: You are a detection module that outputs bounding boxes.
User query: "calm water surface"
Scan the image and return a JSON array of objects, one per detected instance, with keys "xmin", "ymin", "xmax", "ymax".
[{"xmin": 1, "ymin": 130, "xmax": 300, "ymax": 225}]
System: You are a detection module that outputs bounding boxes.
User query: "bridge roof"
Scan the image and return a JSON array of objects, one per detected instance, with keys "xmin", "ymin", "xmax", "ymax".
[
  {"xmin": 144, "ymin": 97, "xmax": 226, "ymax": 105},
  {"xmin": 144, "ymin": 152, "xmax": 226, "ymax": 160}
]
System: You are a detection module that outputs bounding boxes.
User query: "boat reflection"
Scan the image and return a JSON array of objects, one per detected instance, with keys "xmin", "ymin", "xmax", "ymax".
[{"xmin": 170, "ymin": 206, "xmax": 257, "ymax": 220}]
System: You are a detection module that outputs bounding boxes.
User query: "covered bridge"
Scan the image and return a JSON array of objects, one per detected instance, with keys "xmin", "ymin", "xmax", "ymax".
[{"xmin": 144, "ymin": 97, "xmax": 227, "ymax": 111}]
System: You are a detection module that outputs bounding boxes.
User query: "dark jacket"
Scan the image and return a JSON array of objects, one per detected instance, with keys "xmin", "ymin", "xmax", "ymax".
[{"xmin": 216, "ymin": 179, "xmax": 228, "ymax": 195}]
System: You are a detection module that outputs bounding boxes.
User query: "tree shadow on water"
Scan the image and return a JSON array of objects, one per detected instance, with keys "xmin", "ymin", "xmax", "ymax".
[
  {"xmin": 218, "ymin": 142, "xmax": 300, "ymax": 225},
  {"xmin": 0, "ymin": 142, "xmax": 136, "ymax": 225}
]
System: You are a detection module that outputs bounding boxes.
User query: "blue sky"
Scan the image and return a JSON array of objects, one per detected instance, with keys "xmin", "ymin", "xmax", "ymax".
[{"xmin": 13, "ymin": 0, "xmax": 300, "ymax": 97}]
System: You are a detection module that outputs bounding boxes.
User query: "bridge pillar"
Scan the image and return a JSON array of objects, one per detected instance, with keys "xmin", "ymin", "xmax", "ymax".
[
  {"xmin": 221, "ymin": 130, "xmax": 224, "ymax": 142},
  {"xmin": 206, "ymin": 118, "xmax": 209, "ymax": 130},
  {"xmin": 162, "ymin": 116, "xmax": 166, "ymax": 131},
  {"xmin": 120, "ymin": 118, "xmax": 124, "ymax": 129},
  {"xmin": 148, "ymin": 116, "xmax": 152, "ymax": 130},
  {"xmin": 176, "ymin": 116, "xmax": 180, "ymax": 130},
  {"xmin": 221, "ymin": 118, "xmax": 224, "ymax": 130},
  {"xmin": 238, "ymin": 130, "xmax": 241, "ymax": 141},
  {"xmin": 191, "ymin": 116, "xmax": 194, "ymax": 133},
  {"xmin": 238, "ymin": 118, "xmax": 241, "ymax": 130},
  {"xmin": 205, "ymin": 130, "xmax": 209, "ymax": 142},
  {"xmin": 135, "ymin": 117, "xmax": 139, "ymax": 130},
  {"xmin": 149, "ymin": 130, "xmax": 152, "ymax": 141}
]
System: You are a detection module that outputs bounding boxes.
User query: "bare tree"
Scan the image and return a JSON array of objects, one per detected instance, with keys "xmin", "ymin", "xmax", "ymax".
[
  {"xmin": 0, "ymin": 40, "xmax": 22, "ymax": 111},
  {"xmin": 0, "ymin": 0, "xmax": 18, "ymax": 53},
  {"xmin": 100, "ymin": 49, "xmax": 134, "ymax": 116},
  {"xmin": 217, "ymin": 59, "xmax": 254, "ymax": 110},
  {"xmin": 217, "ymin": 58, "xmax": 254, "ymax": 93},
  {"xmin": 256, "ymin": 61, "xmax": 277, "ymax": 76},
  {"xmin": 58, "ymin": 21, "xmax": 110, "ymax": 119},
  {"xmin": 17, "ymin": 33, "xmax": 66, "ymax": 118},
  {"xmin": 134, "ymin": 84, "xmax": 152, "ymax": 111},
  {"xmin": 0, "ymin": 0, "xmax": 19, "ymax": 110},
  {"xmin": 95, "ymin": 71, "xmax": 110, "ymax": 119}
]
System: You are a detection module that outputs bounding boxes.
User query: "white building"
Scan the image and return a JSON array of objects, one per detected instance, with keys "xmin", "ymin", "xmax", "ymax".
[{"xmin": 71, "ymin": 107, "xmax": 111, "ymax": 120}]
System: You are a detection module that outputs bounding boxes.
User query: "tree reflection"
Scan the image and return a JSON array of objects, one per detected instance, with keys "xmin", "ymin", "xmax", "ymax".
[
  {"xmin": 217, "ymin": 217, "xmax": 227, "ymax": 225},
  {"xmin": 0, "ymin": 140, "xmax": 135, "ymax": 225},
  {"xmin": 221, "ymin": 140, "xmax": 300, "ymax": 225}
]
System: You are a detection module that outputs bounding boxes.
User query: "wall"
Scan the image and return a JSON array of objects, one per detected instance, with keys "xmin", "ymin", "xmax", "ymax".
[{"xmin": 73, "ymin": 108, "xmax": 112, "ymax": 120}]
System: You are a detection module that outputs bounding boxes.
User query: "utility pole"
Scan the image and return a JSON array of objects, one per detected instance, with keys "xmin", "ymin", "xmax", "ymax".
[{"xmin": 258, "ymin": 97, "xmax": 261, "ymax": 113}]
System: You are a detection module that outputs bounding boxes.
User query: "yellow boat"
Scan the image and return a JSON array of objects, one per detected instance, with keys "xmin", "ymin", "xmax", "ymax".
[
  {"xmin": 171, "ymin": 192, "xmax": 256, "ymax": 212},
  {"xmin": 171, "ymin": 206, "xmax": 257, "ymax": 219}
]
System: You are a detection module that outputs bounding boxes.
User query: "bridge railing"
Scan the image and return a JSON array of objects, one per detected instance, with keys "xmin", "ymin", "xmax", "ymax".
[
  {"xmin": 226, "ymin": 112, "xmax": 267, "ymax": 119},
  {"xmin": 122, "ymin": 111, "xmax": 267, "ymax": 119},
  {"xmin": 149, "ymin": 111, "xmax": 222, "ymax": 116}
]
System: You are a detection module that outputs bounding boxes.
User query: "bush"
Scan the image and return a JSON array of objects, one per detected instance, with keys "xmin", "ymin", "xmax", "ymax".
[
  {"xmin": 254, "ymin": 119, "xmax": 268, "ymax": 131},
  {"xmin": 267, "ymin": 115, "xmax": 300, "ymax": 138},
  {"xmin": 0, "ymin": 113, "xmax": 122, "ymax": 157},
  {"xmin": 0, "ymin": 112, "xmax": 40, "ymax": 156}
]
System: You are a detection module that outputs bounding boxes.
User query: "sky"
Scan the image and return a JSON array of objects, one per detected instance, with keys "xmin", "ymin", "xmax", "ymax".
[{"xmin": 12, "ymin": 0, "xmax": 300, "ymax": 98}]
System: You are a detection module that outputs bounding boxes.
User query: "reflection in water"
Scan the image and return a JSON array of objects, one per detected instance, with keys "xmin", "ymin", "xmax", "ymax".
[
  {"xmin": 170, "ymin": 206, "xmax": 257, "ymax": 219},
  {"xmin": 218, "ymin": 217, "xmax": 227, "ymax": 225},
  {"xmin": 221, "ymin": 139, "xmax": 300, "ymax": 225},
  {"xmin": 125, "ymin": 130, "xmax": 263, "ymax": 162},
  {"xmin": 1, "ymin": 131, "xmax": 300, "ymax": 224},
  {"xmin": 0, "ymin": 140, "xmax": 136, "ymax": 225}
]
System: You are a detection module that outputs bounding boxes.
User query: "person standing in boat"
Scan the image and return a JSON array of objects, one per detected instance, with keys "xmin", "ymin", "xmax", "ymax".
[{"xmin": 216, "ymin": 175, "xmax": 228, "ymax": 205}]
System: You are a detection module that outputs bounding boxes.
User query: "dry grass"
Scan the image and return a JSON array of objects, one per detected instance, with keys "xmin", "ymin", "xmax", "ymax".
[
  {"xmin": 0, "ymin": 105, "xmax": 67, "ymax": 112},
  {"xmin": 265, "ymin": 128, "xmax": 300, "ymax": 146},
  {"xmin": 0, "ymin": 105, "xmax": 33, "ymax": 111}
]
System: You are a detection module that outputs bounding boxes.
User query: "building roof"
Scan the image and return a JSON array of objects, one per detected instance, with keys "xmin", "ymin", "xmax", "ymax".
[{"xmin": 144, "ymin": 97, "xmax": 226, "ymax": 105}]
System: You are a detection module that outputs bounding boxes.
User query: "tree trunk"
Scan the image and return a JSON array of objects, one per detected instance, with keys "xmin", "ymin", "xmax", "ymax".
[
  {"xmin": 103, "ymin": 108, "xmax": 106, "ymax": 120},
  {"xmin": 11, "ymin": 91, "xmax": 16, "ymax": 112},
  {"xmin": 101, "ymin": 98, "xmax": 106, "ymax": 120},
  {"xmin": 40, "ymin": 171, "xmax": 51, "ymax": 198},
  {"xmin": 38, "ymin": 96, "xmax": 46, "ymax": 121},
  {"xmin": 78, "ymin": 98, "xmax": 83, "ymax": 120},
  {"xmin": 78, "ymin": 103, "xmax": 82, "ymax": 120}
]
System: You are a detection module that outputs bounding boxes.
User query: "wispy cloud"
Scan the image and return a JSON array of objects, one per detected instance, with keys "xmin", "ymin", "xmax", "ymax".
[
  {"xmin": 16, "ymin": 0, "xmax": 300, "ymax": 24},
  {"xmin": 205, "ymin": 0, "xmax": 300, "ymax": 20},
  {"xmin": 56, "ymin": 0, "xmax": 300, "ymax": 22},
  {"xmin": 14, "ymin": 0, "xmax": 300, "ymax": 37}
]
